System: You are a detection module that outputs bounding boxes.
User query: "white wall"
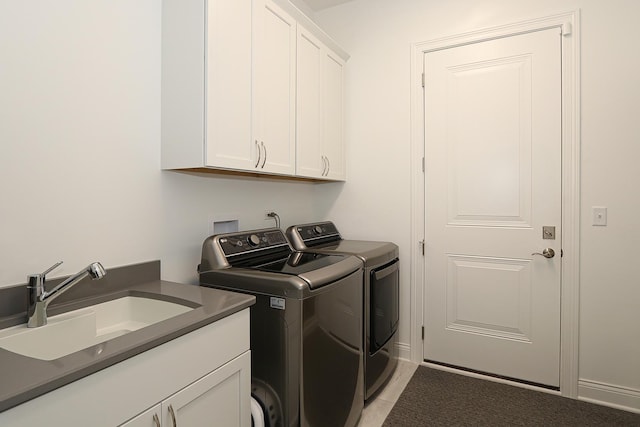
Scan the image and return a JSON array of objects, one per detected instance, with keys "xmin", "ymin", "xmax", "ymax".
[
  {"xmin": 314, "ymin": 0, "xmax": 640, "ymax": 411},
  {"xmin": 161, "ymin": 172, "xmax": 327, "ymax": 284},
  {"xmin": 0, "ymin": 0, "xmax": 163, "ymax": 286},
  {"xmin": 0, "ymin": 1, "xmax": 329, "ymax": 290}
]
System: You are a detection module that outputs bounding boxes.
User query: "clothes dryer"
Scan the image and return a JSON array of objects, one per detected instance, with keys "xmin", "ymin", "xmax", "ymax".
[{"xmin": 286, "ymin": 222, "xmax": 399, "ymax": 400}]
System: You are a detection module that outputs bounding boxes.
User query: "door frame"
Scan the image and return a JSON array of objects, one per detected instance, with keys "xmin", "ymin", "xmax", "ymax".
[{"xmin": 409, "ymin": 10, "xmax": 581, "ymax": 397}]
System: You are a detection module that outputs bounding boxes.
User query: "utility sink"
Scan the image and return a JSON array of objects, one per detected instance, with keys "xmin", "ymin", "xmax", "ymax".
[{"xmin": 0, "ymin": 296, "xmax": 193, "ymax": 361}]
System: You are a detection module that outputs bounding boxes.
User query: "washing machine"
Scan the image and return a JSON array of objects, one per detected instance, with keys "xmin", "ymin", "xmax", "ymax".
[
  {"xmin": 286, "ymin": 221, "xmax": 399, "ymax": 401},
  {"xmin": 199, "ymin": 228, "xmax": 364, "ymax": 427}
]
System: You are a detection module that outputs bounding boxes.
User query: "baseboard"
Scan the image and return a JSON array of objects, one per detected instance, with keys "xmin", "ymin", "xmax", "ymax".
[
  {"xmin": 578, "ymin": 379, "xmax": 640, "ymax": 414},
  {"xmin": 396, "ymin": 341, "xmax": 411, "ymax": 361}
]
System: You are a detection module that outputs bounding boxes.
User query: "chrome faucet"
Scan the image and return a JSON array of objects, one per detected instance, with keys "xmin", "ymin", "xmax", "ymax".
[{"xmin": 27, "ymin": 261, "xmax": 106, "ymax": 328}]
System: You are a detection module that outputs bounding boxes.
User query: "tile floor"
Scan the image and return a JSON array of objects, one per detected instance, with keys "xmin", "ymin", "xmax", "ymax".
[{"xmin": 357, "ymin": 360, "xmax": 419, "ymax": 427}]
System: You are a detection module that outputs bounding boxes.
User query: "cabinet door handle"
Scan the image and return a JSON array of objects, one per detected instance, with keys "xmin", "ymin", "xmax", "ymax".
[
  {"xmin": 152, "ymin": 413, "xmax": 161, "ymax": 427},
  {"xmin": 325, "ymin": 156, "xmax": 331, "ymax": 176},
  {"xmin": 254, "ymin": 140, "xmax": 261, "ymax": 168},
  {"xmin": 168, "ymin": 404, "xmax": 177, "ymax": 427},
  {"xmin": 260, "ymin": 142, "xmax": 267, "ymax": 168},
  {"xmin": 321, "ymin": 156, "xmax": 327, "ymax": 176}
]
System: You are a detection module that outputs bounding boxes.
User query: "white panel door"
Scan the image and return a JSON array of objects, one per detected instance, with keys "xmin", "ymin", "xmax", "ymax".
[
  {"xmin": 423, "ymin": 28, "xmax": 562, "ymax": 387},
  {"xmin": 252, "ymin": 0, "xmax": 296, "ymax": 175}
]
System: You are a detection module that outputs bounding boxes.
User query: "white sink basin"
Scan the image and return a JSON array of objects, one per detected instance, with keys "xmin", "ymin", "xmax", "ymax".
[{"xmin": 0, "ymin": 296, "xmax": 193, "ymax": 360}]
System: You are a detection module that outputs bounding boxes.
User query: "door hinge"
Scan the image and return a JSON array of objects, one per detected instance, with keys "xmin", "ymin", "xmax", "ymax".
[
  {"xmin": 421, "ymin": 326, "xmax": 425, "ymax": 340},
  {"xmin": 421, "ymin": 72, "xmax": 425, "ymax": 88},
  {"xmin": 419, "ymin": 240, "xmax": 425, "ymax": 256}
]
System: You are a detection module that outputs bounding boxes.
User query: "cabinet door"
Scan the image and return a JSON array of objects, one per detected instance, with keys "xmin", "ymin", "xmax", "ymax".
[
  {"xmin": 162, "ymin": 0, "xmax": 256, "ymax": 171},
  {"xmin": 119, "ymin": 404, "xmax": 161, "ymax": 427},
  {"xmin": 205, "ymin": 0, "xmax": 256, "ymax": 170},
  {"xmin": 162, "ymin": 351, "xmax": 251, "ymax": 427},
  {"xmin": 322, "ymin": 50, "xmax": 346, "ymax": 180},
  {"xmin": 296, "ymin": 26, "xmax": 346, "ymax": 181},
  {"xmin": 296, "ymin": 27, "xmax": 324, "ymax": 178},
  {"xmin": 252, "ymin": 0, "xmax": 296, "ymax": 175}
]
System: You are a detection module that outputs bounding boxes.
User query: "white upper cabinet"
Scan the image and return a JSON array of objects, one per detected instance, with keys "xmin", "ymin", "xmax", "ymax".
[
  {"xmin": 296, "ymin": 27, "xmax": 345, "ymax": 180},
  {"xmin": 162, "ymin": 0, "xmax": 348, "ymax": 180},
  {"xmin": 162, "ymin": 0, "xmax": 257, "ymax": 171},
  {"xmin": 252, "ymin": 0, "xmax": 296, "ymax": 175}
]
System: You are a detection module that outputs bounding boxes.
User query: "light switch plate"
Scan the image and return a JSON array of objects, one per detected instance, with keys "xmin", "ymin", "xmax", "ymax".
[{"xmin": 592, "ymin": 206, "xmax": 607, "ymax": 226}]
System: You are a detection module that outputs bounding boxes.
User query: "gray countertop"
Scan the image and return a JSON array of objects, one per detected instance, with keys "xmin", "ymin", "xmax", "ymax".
[{"xmin": 0, "ymin": 261, "xmax": 255, "ymax": 413}]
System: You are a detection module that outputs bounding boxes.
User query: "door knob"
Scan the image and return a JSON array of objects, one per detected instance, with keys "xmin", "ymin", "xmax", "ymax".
[{"xmin": 532, "ymin": 248, "xmax": 555, "ymax": 259}]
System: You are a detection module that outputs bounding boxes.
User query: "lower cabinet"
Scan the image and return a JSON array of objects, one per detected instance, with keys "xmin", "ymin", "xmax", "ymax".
[
  {"xmin": 121, "ymin": 351, "xmax": 251, "ymax": 427},
  {"xmin": 0, "ymin": 309, "xmax": 251, "ymax": 427}
]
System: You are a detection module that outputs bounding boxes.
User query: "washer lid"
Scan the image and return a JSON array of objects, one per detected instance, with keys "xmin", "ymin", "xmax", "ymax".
[
  {"xmin": 248, "ymin": 252, "xmax": 349, "ymax": 275},
  {"xmin": 200, "ymin": 253, "xmax": 363, "ymax": 295}
]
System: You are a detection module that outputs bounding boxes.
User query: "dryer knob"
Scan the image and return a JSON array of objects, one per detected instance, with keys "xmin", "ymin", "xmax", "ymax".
[
  {"xmin": 313, "ymin": 225, "xmax": 323, "ymax": 235},
  {"xmin": 248, "ymin": 234, "xmax": 261, "ymax": 247}
]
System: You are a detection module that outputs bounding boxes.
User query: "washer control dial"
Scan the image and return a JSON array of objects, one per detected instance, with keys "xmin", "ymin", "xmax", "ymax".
[
  {"xmin": 313, "ymin": 225, "xmax": 323, "ymax": 235},
  {"xmin": 247, "ymin": 234, "xmax": 261, "ymax": 247}
]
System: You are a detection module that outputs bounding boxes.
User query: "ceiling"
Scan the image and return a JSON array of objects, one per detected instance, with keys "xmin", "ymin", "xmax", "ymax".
[{"xmin": 303, "ymin": 0, "xmax": 355, "ymax": 11}]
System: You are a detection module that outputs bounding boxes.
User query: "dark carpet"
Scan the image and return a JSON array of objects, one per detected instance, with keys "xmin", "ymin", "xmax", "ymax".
[{"xmin": 383, "ymin": 366, "xmax": 640, "ymax": 426}]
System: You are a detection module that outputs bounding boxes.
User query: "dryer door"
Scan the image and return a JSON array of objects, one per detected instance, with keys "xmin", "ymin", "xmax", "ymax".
[{"xmin": 370, "ymin": 259, "xmax": 400, "ymax": 354}]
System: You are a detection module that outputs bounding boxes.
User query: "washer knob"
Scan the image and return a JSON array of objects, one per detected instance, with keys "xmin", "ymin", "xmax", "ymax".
[
  {"xmin": 313, "ymin": 225, "xmax": 323, "ymax": 235},
  {"xmin": 247, "ymin": 234, "xmax": 261, "ymax": 247}
]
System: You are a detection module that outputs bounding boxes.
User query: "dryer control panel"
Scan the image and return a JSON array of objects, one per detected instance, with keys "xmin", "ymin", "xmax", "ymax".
[{"xmin": 286, "ymin": 221, "xmax": 341, "ymax": 249}]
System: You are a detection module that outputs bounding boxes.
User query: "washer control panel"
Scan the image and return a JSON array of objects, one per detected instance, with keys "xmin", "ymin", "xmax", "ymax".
[{"xmin": 218, "ymin": 229, "xmax": 289, "ymax": 257}]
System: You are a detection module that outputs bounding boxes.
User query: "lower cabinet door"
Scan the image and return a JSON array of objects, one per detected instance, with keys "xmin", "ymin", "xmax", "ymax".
[
  {"xmin": 120, "ymin": 404, "xmax": 161, "ymax": 427},
  {"xmin": 120, "ymin": 351, "xmax": 251, "ymax": 427},
  {"xmin": 162, "ymin": 351, "xmax": 251, "ymax": 427}
]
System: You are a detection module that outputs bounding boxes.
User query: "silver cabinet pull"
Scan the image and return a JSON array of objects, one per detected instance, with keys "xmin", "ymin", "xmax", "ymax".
[
  {"xmin": 260, "ymin": 141, "xmax": 267, "ymax": 168},
  {"xmin": 532, "ymin": 248, "xmax": 555, "ymax": 258},
  {"xmin": 321, "ymin": 156, "xmax": 327, "ymax": 176},
  {"xmin": 168, "ymin": 404, "xmax": 177, "ymax": 427},
  {"xmin": 152, "ymin": 413, "xmax": 160, "ymax": 427},
  {"xmin": 254, "ymin": 140, "xmax": 261, "ymax": 168},
  {"xmin": 325, "ymin": 156, "xmax": 331, "ymax": 176}
]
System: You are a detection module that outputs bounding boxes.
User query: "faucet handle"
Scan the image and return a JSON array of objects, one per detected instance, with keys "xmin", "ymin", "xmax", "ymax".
[
  {"xmin": 40, "ymin": 261, "xmax": 63, "ymax": 277},
  {"xmin": 28, "ymin": 261, "xmax": 63, "ymax": 288}
]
